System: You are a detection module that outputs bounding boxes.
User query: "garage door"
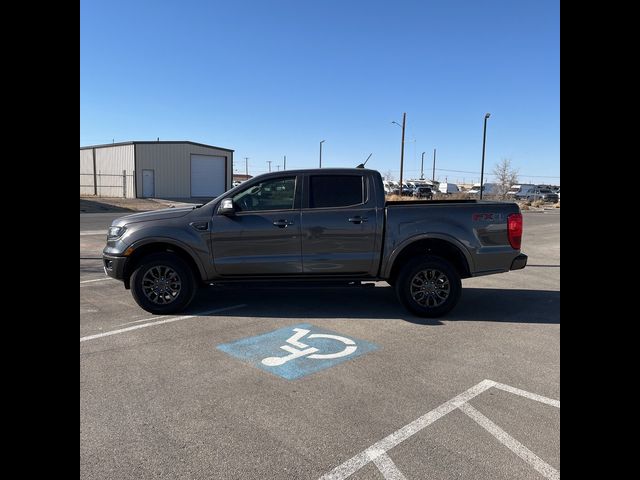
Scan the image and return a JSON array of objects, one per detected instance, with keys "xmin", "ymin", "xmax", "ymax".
[{"xmin": 191, "ymin": 155, "xmax": 226, "ymax": 197}]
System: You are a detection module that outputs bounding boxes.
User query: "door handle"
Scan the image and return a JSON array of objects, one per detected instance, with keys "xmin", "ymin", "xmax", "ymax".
[
  {"xmin": 348, "ymin": 216, "xmax": 368, "ymax": 224},
  {"xmin": 273, "ymin": 219, "xmax": 294, "ymax": 228}
]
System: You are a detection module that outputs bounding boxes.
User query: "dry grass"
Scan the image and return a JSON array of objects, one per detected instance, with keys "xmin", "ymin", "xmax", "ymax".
[
  {"xmin": 386, "ymin": 192, "xmax": 472, "ymax": 202},
  {"xmin": 79, "ymin": 196, "xmax": 199, "ymax": 213},
  {"xmin": 385, "ymin": 194, "xmax": 420, "ymax": 201},
  {"xmin": 532, "ymin": 199, "xmax": 545, "ymax": 208},
  {"xmin": 446, "ymin": 192, "xmax": 472, "ymax": 200}
]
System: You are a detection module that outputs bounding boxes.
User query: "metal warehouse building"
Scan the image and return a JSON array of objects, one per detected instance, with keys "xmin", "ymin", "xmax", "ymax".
[{"xmin": 80, "ymin": 141, "xmax": 234, "ymax": 199}]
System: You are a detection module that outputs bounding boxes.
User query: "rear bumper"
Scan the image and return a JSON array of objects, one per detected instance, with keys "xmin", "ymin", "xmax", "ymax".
[
  {"xmin": 510, "ymin": 253, "xmax": 528, "ymax": 270},
  {"xmin": 102, "ymin": 254, "xmax": 128, "ymax": 281}
]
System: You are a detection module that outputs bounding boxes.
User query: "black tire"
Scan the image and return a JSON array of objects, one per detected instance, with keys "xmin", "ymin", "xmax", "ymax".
[
  {"xmin": 130, "ymin": 253, "xmax": 197, "ymax": 314},
  {"xmin": 395, "ymin": 255, "xmax": 462, "ymax": 318}
]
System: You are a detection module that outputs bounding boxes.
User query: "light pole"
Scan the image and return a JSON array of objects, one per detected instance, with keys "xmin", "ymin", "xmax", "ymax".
[
  {"xmin": 244, "ymin": 157, "xmax": 249, "ymax": 177},
  {"xmin": 480, "ymin": 113, "xmax": 491, "ymax": 200},
  {"xmin": 391, "ymin": 112, "xmax": 406, "ymax": 195},
  {"xmin": 432, "ymin": 148, "xmax": 436, "ymax": 183},
  {"xmin": 420, "ymin": 151, "xmax": 425, "ymax": 180},
  {"xmin": 283, "ymin": 155, "xmax": 286, "ymax": 170},
  {"xmin": 267, "ymin": 160, "xmax": 272, "ymax": 172},
  {"xmin": 319, "ymin": 140, "xmax": 325, "ymax": 168}
]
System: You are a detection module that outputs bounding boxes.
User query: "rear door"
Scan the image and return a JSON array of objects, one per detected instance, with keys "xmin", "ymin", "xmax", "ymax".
[
  {"xmin": 301, "ymin": 173, "xmax": 378, "ymax": 275},
  {"xmin": 210, "ymin": 175, "xmax": 302, "ymax": 275}
]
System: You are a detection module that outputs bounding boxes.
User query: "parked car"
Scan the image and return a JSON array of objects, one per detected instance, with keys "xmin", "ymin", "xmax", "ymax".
[
  {"xmin": 526, "ymin": 188, "xmax": 558, "ymax": 203},
  {"xmin": 506, "ymin": 184, "xmax": 537, "ymax": 199},
  {"xmin": 391, "ymin": 185, "xmax": 413, "ymax": 196},
  {"xmin": 412, "ymin": 186, "xmax": 433, "ymax": 199},
  {"xmin": 401, "ymin": 185, "xmax": 413, "ymax": 195},
  {"xmin": 438, "ymin": 182, "xmax": 459, "ymax": 195},
  {"xmin": 103, "ymin": 168, "xmax": 526, "ymax": 318},
  {"xmin": 468, "ymin": 183, "xmax": 498, "ymax": 197}
]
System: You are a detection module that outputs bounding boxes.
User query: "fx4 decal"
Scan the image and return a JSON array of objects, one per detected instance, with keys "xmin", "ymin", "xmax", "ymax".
[{"xmin": 472, "ymin": 212, "xmax": 504, "ymax": 222}]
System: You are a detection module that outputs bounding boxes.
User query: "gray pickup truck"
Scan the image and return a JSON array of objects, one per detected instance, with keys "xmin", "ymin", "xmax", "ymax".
[{"xmin": 103, "ymin": 168, "xmax": 526, "ymax": 317}]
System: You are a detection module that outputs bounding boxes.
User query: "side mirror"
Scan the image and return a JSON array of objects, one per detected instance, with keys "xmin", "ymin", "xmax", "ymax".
[{"xmin": 219, "ymin": 198, "xmax": 235, "ymax": 215}]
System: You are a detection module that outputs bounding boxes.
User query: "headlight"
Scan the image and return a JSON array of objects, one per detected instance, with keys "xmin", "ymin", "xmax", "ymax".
[{"xmin": 107, "ymin": 226, "xmax": 126, "ymax": 239}]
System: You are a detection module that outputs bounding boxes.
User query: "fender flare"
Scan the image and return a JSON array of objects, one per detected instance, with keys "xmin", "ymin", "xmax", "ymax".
[
  {"xmin": 127, "ymin": 236, "xmax": 208, "ymax": 280},
  {"xmin": 383, "ymin": 233, "xmax": 475, "ymax": 278}
]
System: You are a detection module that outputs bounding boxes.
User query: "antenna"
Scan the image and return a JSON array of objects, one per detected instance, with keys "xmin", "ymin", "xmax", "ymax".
[{"xmin": 356, "ymin": 153, "xmax": 372, "ymax": 169}]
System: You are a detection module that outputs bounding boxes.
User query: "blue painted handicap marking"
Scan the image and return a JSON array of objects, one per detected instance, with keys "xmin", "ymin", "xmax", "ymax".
[{"xmin": 216, "ymin": 323, "xmax": 379, "ymax": 380}]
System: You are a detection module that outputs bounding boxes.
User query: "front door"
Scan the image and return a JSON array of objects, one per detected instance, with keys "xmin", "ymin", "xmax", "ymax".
[
  {"xmin": 301, "ymin": 173, "xmax": 378, "ymax": 274},
  {"xmin": 210, "ymin": 175, "xmax": 302, "ymax": 275}
]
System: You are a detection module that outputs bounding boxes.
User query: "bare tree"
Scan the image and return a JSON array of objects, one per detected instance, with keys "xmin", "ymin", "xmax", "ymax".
[
  {"xmin": 492, "ymin": 158, "xmax": 519, "ymax": 199},
  {"xmin": 383, "ymin": 170, "xmax": 394, "ymax": 182}
]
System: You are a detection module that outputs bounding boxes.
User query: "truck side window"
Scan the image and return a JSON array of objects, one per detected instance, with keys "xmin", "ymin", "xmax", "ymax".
[
  {"xmin": 309, "ymin": 175, "xmax": 364, "ymax": 208},
  {"xmin": 233, "ymin": 177, "xmax": 296, "ymax": 212}
]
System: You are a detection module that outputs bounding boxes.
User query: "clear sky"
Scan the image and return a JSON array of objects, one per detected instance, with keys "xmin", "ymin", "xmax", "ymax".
[{"xmin": 80, "ymin": 0, "xmax": 559, "ymax": 185}]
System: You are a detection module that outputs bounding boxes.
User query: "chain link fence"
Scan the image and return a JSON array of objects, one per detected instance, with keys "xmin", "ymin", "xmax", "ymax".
[{"xmin": 80, "ymin": 170, "xmax": 135, "ymax": 198}]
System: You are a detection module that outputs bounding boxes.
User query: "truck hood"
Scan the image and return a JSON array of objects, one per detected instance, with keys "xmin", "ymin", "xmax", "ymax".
[{"xmin": 111, "ymin": 206, "xmax": 196, "ymax": 226}]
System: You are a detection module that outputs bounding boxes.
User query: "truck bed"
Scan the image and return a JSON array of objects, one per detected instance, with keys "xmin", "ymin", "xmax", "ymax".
[{"xmin": 380, "ymin": 199, "xmax": 521, "ymax": 278}]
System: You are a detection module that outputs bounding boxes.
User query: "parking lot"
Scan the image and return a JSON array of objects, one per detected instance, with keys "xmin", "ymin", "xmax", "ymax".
[{"xmin": 80, "ymin": 211, "xmax": 559, "ymax": 479}]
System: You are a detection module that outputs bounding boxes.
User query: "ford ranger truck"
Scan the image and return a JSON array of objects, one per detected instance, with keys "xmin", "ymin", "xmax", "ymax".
[{"xmin": 103, "ymin": 168, "xmax": 526, "ymax": 317}]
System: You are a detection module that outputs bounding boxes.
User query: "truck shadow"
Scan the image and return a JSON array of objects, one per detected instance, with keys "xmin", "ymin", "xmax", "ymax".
[{"xmin": 189, "ymin": 285, "xmax": 559, "ymax": 325}]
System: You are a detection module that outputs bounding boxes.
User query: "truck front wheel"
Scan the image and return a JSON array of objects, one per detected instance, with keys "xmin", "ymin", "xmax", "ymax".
[
  {"xmin": 395, "ymin": 255, "xmax": 462, "ymax": 317},
  {"xmin": 130, "ymin": 253, "xmax": 197, "ymax": 314}
]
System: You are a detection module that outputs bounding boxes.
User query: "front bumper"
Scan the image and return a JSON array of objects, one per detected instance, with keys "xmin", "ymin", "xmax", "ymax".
[
  {"xmin": 102, "ymin": 254, "xmax": 128, "ymax": 281},
  {"xmin": 510, "ymin": 253, "xmax": 528, "ymax": 270}
]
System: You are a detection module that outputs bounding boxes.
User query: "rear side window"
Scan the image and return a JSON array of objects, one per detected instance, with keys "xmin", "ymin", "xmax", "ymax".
[{"xmin": 309, "ymin": 175, "xmax": 364, "ymax": 208}]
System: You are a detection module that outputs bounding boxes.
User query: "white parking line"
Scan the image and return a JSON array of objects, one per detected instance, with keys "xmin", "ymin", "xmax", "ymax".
[
  {"xmin": 80, "ymin": 277, "xmax": 114, "ymax": 285},
  {"xmin": 318, "ymin": 379, "xmax": 495, "ymax": 480},
  {"xmin": 80, "ymin": 304, "xmax": 247, "ymax": 342},
  {"xmin": 493, "ymin": 381, "xmax": 560, "ymax": 408},
  {"xmin": 318, "ymin": 379, "xmax": 559, "ymax": 480},
  {"xmin": 80, "ymin": 230, "xmax": 107, "ymax": 236},
  {"xmin": 368, "ymin": 449, "xmax": 407, "ymax": 480},
  {"xmin": 113, "ymin": 316, "xmax": 167, "ymax": 327},
  {"xmin": 459, "ymin": 403, "xmax": 560, "ymax": 480}
]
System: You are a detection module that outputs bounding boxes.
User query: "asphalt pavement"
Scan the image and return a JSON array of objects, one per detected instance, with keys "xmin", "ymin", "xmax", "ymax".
[{"xmin": 80, "ymin": 210, "xmax": 559, "ymax": 480}]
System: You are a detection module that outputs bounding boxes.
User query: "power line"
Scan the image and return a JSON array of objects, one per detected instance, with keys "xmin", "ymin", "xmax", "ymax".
[{"xmin": 433, "ymin": 168, "xmax": 559, "ymax": 178}]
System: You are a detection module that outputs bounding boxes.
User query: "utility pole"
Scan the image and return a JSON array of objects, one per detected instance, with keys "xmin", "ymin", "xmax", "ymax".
[
  {"xmin": 399, "ymin": 112, "xmax": 406, "ymax": 195},
  {"xmin": 432, "ymin": 148, "xmax": 437, "ymax": 183},
  {"xmin": 283, "ymin": 155, "xmax": 286, "ymax": 170},
  {"xmin": 244, "ymin": 157, "xmax": 249, "ymax": 177},
  {"xmin": 319, "ymin": 140, "xmax": 325, "ymax": 168},
  {"xmin": 267, "ymin": 160, "xmax": 272, "ymax": 172},
  {"xmin": 420, "ymin": 151, "xmax": 425, "ymax": 180},
  {"xmin": 480, "ymin": 113, "xmax": 491, "ymax": 200},
  {"xmin": 276, "ymin": 165, "xmax": 280, "ymax": 171}
]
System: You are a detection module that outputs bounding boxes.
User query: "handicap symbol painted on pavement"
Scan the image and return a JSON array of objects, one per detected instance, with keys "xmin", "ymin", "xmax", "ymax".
[{"xmin": 216, "ymin": 323, "xmax": 379, "ymax": 380}]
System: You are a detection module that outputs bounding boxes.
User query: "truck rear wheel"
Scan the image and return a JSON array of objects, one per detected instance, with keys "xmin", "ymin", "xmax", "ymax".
[
  {"xmin": 395, "ymin": 255, "xmax": 462, "ymax": 317},
  {"xmin": 130, "ymin": 253, "xmax": 197, "ymax": 314}
]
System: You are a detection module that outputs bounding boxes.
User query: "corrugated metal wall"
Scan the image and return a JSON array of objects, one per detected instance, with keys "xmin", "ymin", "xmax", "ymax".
[
  {"xmin": 80, "ymin": 144, "xmax": 135, "ymax": 198},
  {"xmin": 80, "ymin": 149, "xmax": 94, "ymax": 195},
  {"xmin": 135, "ymin": 143, "xmax": 232, "ymax": 198}
]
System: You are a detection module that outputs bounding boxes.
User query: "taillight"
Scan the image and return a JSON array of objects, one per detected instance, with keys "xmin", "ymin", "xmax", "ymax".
[{"xmin": 508, "ymin": 213, "xmax": 523, "ymax": 249}]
